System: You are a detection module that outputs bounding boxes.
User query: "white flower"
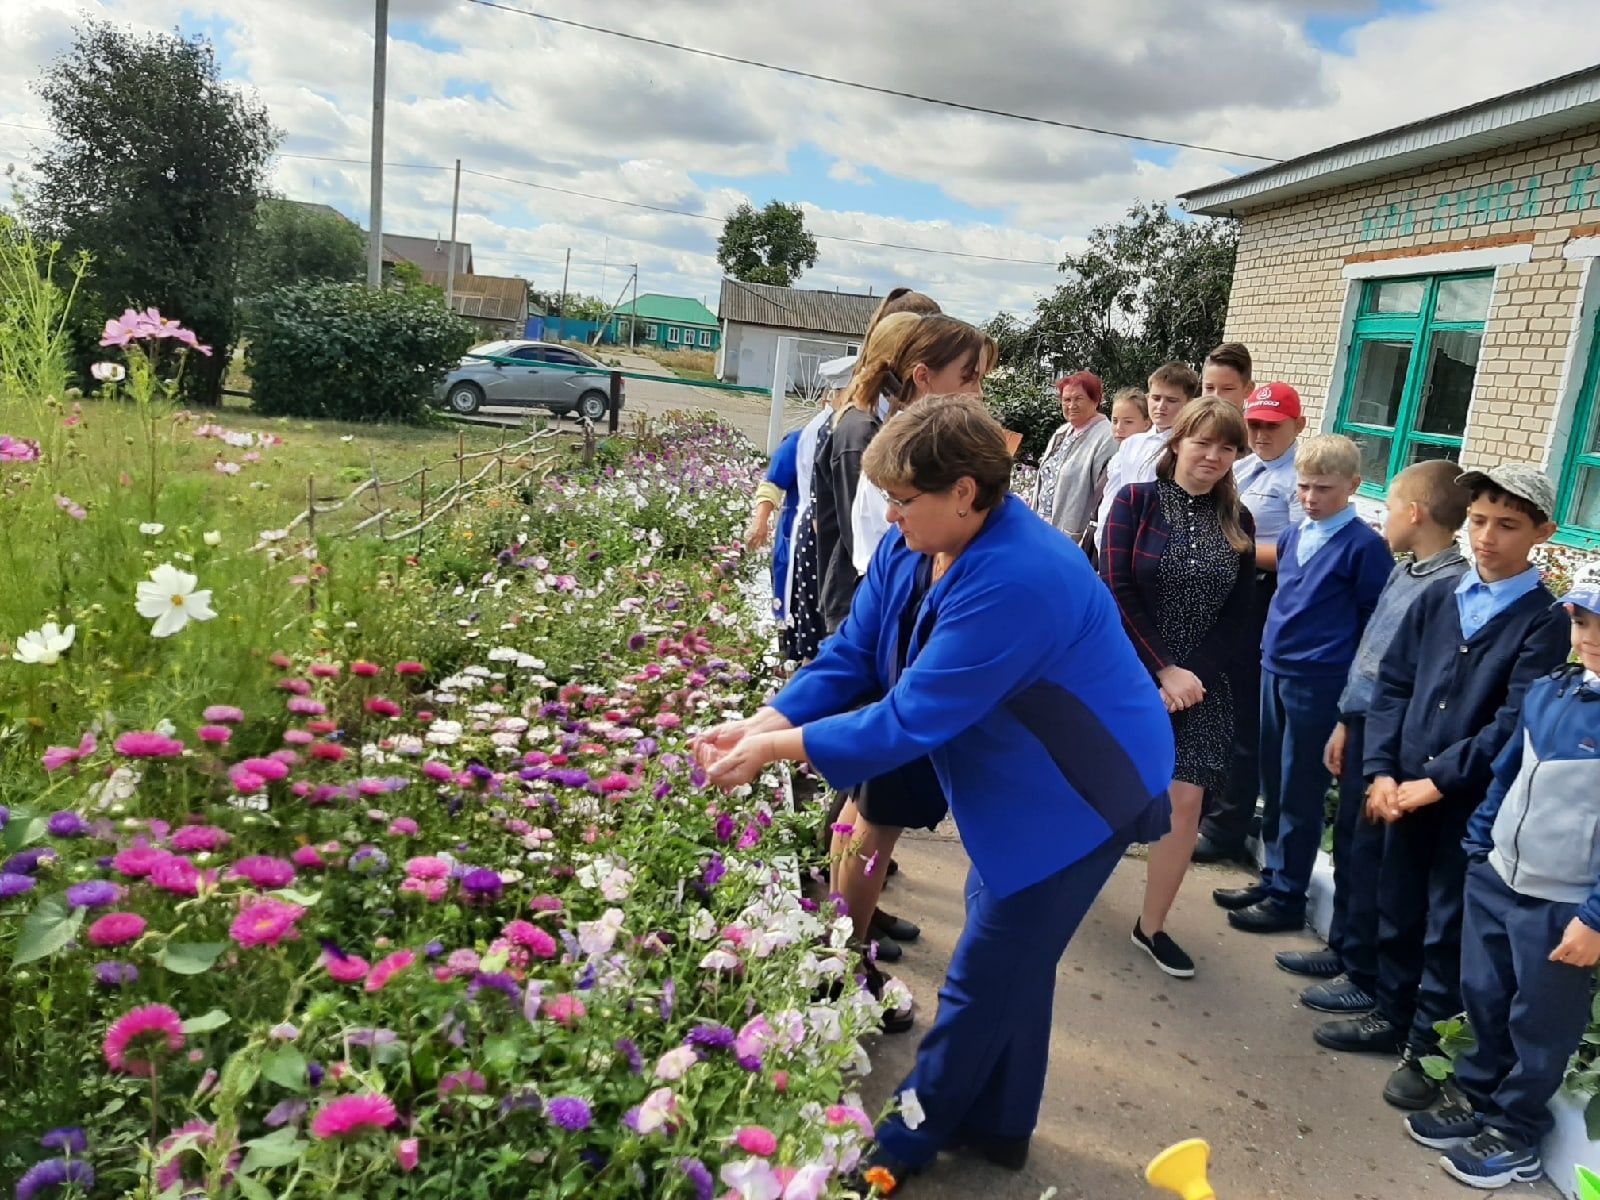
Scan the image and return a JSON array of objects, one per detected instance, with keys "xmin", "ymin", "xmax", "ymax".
[
  {"xmin": 223, "ymin": 431, "xmax": 254, "ymax": 449},
  {"xmin": 202, "ymin": 530, "xmax": 222, "ymax": 547},
  {"xmin": 897, "ymin": 1087, "xmax": 925, "ymax": 1131},
  {"xmin": 653, "ymin": 1045, "xmax": 697, "ymax": 1081},
  {"xmin": 577, "ymin": 908, "xmax": 625, "ymax": 956},
  {"xmin": 135, "ymin": 563, "xmax": 217, "ymax": 638},
  {"xmin": 138, "ymin": 522, "xmax": 164, "ymax": 535},
  {"xmin": 90, "ymin": 361, "xmax": 127, "ymax": 382},
  {"xmin": 720, "ymin": 1158, "xmax": 782, "ymax": 1200},
  {"xmin": 13, "ymin": 622, "xmax": 75, "ymax": 664},
  {"xmin": 340, "ymin": 435, "xmax": 355, "ymax": 443},
  {"xmin": 689, "ymin": 908, "xmax": 718, "ymax": 942},
  {"xmin": 258, "ymin": 528, "xmax": 287, "ymax": 542},
  {"xmin": 699, "ymin": 948, "xmax": 741, "ymax": 972}
]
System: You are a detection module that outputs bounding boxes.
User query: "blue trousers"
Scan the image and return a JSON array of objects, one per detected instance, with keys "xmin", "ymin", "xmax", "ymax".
[
  {"xmin": 1455, "ymin": 860, "xmax": 1595, "ymax": 1147},
  {"xmin": 1259, "ymin": 670, "xmax": 1343, "ymax": 911},
  {"xmin": 874, "ymin": 836, "xmax": 1127, "ymax": 1167},
  {"xmin": 1327, "ymin": 719, "xmax": 1384, "ymax": 993},
  {"xmin": 1374, "ymin": 798, "xmax": 1471, "ymax": 1052}
]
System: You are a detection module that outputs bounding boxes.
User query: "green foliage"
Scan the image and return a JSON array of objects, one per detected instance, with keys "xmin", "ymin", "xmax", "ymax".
[
  {"xmin": 0, "ymin": 208, "xmax": 89, "ymax": 403},
  {"xmin": 237, "ymin": 199, "xmax": 365, "ymax": 305},
  {"xmin": 716, "ymin": 201, "xmax": 819, "ymax": 287},
  {"xmin": 245, "ymin": 282, "xmax": 475, "ymax": 422},
  {"xmin": 1419, "ymin": 1015, "xmax": 1476, "ymax": 1081},
  {"xmin": 983, "ymin": 366, "xmax": 1061, "ymax": 464},
  {"xmin": 28, "ymin": 21, "xmax": 280, "ymax": 405},
  {"xmin": 990, "ymin": 201, "xmax": 1238, "ymax": 389}
]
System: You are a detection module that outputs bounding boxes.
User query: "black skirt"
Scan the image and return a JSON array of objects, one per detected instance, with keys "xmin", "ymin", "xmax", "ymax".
[{"xmin": 854, "ymin": 755, "xmax": 947, "ymax": 831}]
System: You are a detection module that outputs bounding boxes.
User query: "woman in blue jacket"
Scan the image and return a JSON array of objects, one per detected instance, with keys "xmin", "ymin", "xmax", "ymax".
[{"xmin": 697, "ymin": 395, "xmax": 1174, "ymax": 1186}]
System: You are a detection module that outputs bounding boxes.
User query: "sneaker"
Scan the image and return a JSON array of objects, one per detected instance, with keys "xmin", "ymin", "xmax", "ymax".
[
  {"xmin": 1384, "ymin": 1047, "xmax": 1442, "ymax": 1111},
  {"xmin": 1407, "ymin": 1102, "xmax": 1483, "ymax": 1149},
  {"xmin": 1212, "ymin": 883, "xmax": 1268, "ymax": 911},
  {"xmin": 1133, "ymin": 920, "xmax": 1196, "ymax": 978},
  {"xmin": 1314, "ymin": 1012, "xmax": 1403, "ymax": 1054},
  {"xmin": 1275, "ymin": 948, "xmax": 1342, "ymax": 977},
  {"xmin": 1439, "ymin": 1128, "xmax": 1543, "ymax": 1189},
  {"xmin": 1301, "ymin": 978, "xmax": 1376, "ymax": 1014}
]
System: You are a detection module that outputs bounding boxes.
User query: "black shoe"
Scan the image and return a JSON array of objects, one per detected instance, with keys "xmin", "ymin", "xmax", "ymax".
[
  {"xmin": 871, "ymin": 936, "xmax": 902, "ymax": 964},
  {"xmin": 1192, "ymin": 834, "xmax": 1253, "ymax": 866},
  {"xmin": 1212, "ymin": 883, "xmax": 1268, "ymax": 911},
  {"xmin": 871, "ymin": 909, "xmax": 921, "ymax": 943},
  {"xmin": 1384, "ymin": 1047, "xmax": 1442, "ymax": 1111},
  {"xmin": 863, "ymin": 965, "xmax": 916, "ymax": 1036},
  {"xmin": 952, "ymin": 1130, "xmax": 1031, "ymax": 1172},
  {"xmin": 887, "ymin": 857, "xmax": 900, "ymax": 878},
  {"xmin": 1301, "ymin": 978, "xmax": 1376, "ymax": 1014},
  {"xmin": 1227, "ymin": 899, "xmax": 1304, "ymax": 933},
  {"xmin": 1132, "ymin": 919, "xmax": 1196, "ymax": 978},
  {"xmin": 846, "ymin": 1145, "xmax": 920, "ymax": 1194},
  {"xmin": 1314, "ymin": 1012, "xmax": 1402, "ymax": 1054},
  {"xmin": 1275, "ymin": 948, "xmax": 1341, "ymax": 977},
  {"xmin": 1406, "ymin": 1101, "xmax": 1482, "ymax": 1149}
]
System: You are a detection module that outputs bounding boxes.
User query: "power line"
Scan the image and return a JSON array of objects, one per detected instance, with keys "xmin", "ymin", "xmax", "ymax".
[{"xmin": 461, "ymin": 0, "xmax": 1281, "ymax": 163}]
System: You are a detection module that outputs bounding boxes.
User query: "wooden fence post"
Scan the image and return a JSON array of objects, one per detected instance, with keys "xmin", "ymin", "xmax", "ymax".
[
  {"xmin": 305, "ymin": 474, "xmax": 318, "ymax": 613},
  {"xmin": 608, "ymin": 370, "xmax": 622, "ymax": 435},
  {"xmin": 455, "ymin": 430, "xmax": 465, "ymax": 513},
  {"xmin": 496, "ymin": 430, "xmax": 506, "ymax": 487},
  {"xmin": 417, "ymin": 466, "xmax": 428, "ymax": 556},
  {"xmin": 369, "ymin": 454, "xmax": 386, "ymax": 541}
]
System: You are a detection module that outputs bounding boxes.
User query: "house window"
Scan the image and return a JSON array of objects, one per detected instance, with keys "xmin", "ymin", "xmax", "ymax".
[
  {"xmin": 698, "ymin": 329, "xmax": 713, "ymax": 347},
  {"xmin": 644, "ymin": 323, "xmax": 658, "ymax": 339},
  {"xmin": 1557, "ymin": 314, "xmax": 1600, "ymax": 545},
  {"xmin": 1334, "ymin": 271, "xmax": 1495, "ymax": 489},
  {"xmin": 667, "ymin": 327, "xmax": 680, "ymax": 345}
]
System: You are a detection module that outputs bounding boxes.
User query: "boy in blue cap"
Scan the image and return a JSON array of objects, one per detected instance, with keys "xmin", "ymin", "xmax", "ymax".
[{"xmin": 1403, "ymin": 560, "xmax": 1600, "ymax": 1189}]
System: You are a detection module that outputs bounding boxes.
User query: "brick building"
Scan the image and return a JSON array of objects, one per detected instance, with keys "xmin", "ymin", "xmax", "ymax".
[{"xmin": 1181, "ymin": 66, "xmax": 1600, "ymax": 547}]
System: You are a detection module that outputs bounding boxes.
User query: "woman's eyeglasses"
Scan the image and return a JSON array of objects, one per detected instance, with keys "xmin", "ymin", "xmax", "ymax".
[{"xmin": 877, "ymin": 488, "xmax": 924, "ymax": 513}]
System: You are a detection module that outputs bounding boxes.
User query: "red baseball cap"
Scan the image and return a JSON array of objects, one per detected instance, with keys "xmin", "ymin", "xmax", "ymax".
[{"xmin": 1244, "ymin": 382, "xmax": 1302, "ymax": 423}]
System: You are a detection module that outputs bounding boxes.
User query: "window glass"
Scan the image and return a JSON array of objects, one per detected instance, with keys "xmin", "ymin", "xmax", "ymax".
[
  {"xmin": 1364, "ymin": 278, "xmax": 1426, "ymax": 314},
  {"xmin": 509, "ymin": 345, "xmax": 543, "ymax": 361},
  {"xmin": 1412, "ymin": 329, "xmax": 1482, "ymax": 438},
  {"xmin": 543, "ymin": 349, "xmax": 580, "ymax": 365},
  {"xmin": 1346, "ymin": 431, "xmax": 1395, "ymax": 486},
  {"xmin": 1345, "ymin": 340, "xmax": 1412, "ymax": 429},
  {"xmin": 1433, "ymin": 274, "xmax": 1495, "ymax": 323}
]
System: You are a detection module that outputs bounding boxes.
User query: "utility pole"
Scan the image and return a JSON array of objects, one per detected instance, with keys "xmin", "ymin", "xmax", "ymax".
[
  {"xmin": 556, "ymin": 247, "xmax": 570, "ymax": 339},
  {"xmin": 445, "ymin": 157, "xmax": 461, "ymax": 312},
  {"xmin": 630, "ymin": 265, "xmax": 639, "ymax": 349},
  {"xmin": 366, "ymin": 0, "xmax": 389, "ymax": 289}
]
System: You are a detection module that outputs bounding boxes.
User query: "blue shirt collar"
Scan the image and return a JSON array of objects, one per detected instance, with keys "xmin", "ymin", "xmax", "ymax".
[
  {"xmin": 1301, "ymin": 507, "xmax": 1358, "ymax": 536},
  {"xmin": 1455, "ymin": 564, "xmax": 1542, "ymax": 601}
]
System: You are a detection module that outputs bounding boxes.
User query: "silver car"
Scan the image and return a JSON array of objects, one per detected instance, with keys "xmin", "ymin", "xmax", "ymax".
[{"xmin": 435, "ymin": 340, "xmax": 621, "ymax": 421}]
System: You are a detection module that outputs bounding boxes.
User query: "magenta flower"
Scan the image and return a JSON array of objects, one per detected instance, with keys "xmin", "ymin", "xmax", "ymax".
[
  {"xmin": 322, "ymin": 949, "xmax": 370, "ymax": 983},
  {"xmin": 103, "ymin": 1003, "xmax": 184, "ymax": 1075},
  {"xmin": 404, "ymin": 855, "xmax": 450, "ymax": 880},
  {"xmin": 150, "ymin": 855, "xmax": 203, "ymax": 896},
  {"xmin": 733, "ymin": 1126, "xmax": 778, "ymax": 1157},
  {"xmin": 87, "ymin": 912, "xmax": 147, "ymax": 947},
  {"xmin": 309, "ymin": 1093, "xmax": 397, "ymax": 1139},
  {"xmin": 545, "ymin": 994, "xmax": 586, "ymax": 1026},
  {"xmin": 112, "ymin": 846, "xmax": 169, "ymax": 878},
  {"xmin": 202, "ymin": 705, "xmax": 245, "ymax": 724},
  {"xmin": 364, "ymin": 949, "xmax": 415, "ymax": 992},
  {"xmin": 394, "ymin": 660, "xmax": 425, "ymax": 676},
  {"xmin": 350, "ymin": 660, "xmax": 381, "ymax": 677},
  {"xmin": 196, "ymin": 724, "xmax": 232, "ymax": 744},
  {"xmin": 170, "ymin": 825, "xmax": 229, "ymax": 853},
  {"xmin": 397, "ymin": 1137, "xmax": 420, "ymax": 1171},
  {"xmin": 0, "ymin": 434, "xmax": 41, "ymax": 462},
  {"xmin": 54, "ymin": 493, "xmax": 87, "ymax": 520},
  {"xmin": 41, "ymin": 732, "xmax": 96, "ymax": 773},
  {"xmin": 230, "ymin": 856, "xmax": 296, "ymax": 888},
  {"xmin": 114, "ymin": 731, "xmax": 184, "ymax": 758},
  {"xmin": 287, "ymin": 698, "xmax": 326, "ymax": 716},
  {"xmin": 230, "ymin": 897, "xmax": 305, "ymax": 947},
  {"xmin": 238, "ymin": 757, "xmax": 290, "ymax": 782}
]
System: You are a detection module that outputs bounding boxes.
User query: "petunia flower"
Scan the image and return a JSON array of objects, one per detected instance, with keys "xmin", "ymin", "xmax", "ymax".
[{"xmin": 135, "ymin": 563, "xmax": 217, "ymax": 638}]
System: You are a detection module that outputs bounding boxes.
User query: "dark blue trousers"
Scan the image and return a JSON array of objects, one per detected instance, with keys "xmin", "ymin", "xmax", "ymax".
[
  {"xmin": 1327, "ymin": 718, "xmax": 1384, "ymax": 993},
  {"xmin": 1259, "ymin": 670, "xmax": 1343, "ymax": 911},
  {"xmin": 1455, "ymin": 860, "xmax": 1595, "ymax": 1147},
  {"xmin": 874, "ymin": 835, "xmax": 1128, "ymax": 1167},
  {"xmin": 1199, "ymin": 572, "xmax": 1275, "ymax": 849},
  {"xmin": 1374, "ymin": 798, "xmax": 1471, "ymax": 1052}
]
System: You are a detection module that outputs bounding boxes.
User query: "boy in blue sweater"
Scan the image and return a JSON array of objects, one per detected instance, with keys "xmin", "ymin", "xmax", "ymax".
[
  {"xmin": 1215, "ymin": 434, "xmax": 1392, "ymax": 933},
  {"xmin": 1316, "ymin": 464, "xmax": 1571, "ymax": 1113},
  {"xmin": 1402, "ymin": 563, "xmax": 1600, "ymax": 1190}
]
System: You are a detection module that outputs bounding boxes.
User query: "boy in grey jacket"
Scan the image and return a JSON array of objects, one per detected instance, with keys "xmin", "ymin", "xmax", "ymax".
[{"xmin": 1403, "ymin": 561, "xmax": 1600, "ymax": 1189}]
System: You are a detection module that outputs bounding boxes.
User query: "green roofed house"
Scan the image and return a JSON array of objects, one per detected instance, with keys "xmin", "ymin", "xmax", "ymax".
[{"xmin": 614, "ymin": 294, "xmax": 720, "ymax": 352}]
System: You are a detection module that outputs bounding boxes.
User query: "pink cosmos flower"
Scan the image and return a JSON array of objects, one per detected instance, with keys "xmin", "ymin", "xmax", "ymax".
[
  {"xmin": 545, "ymin": 994, "xmax": 586, "ymax": 1026},
  {"xmin": 229, "ymin": 897, "xmax": 306, "ymax": 947},
  {"xmin": 229, "ymin": 856, "xmax": 296, "ymax": 888},
  {"xmin": 364, "ymin": 949, "xmax": 415, "ymax": 992},
  {"xmin": 54, "ymin": 493, "xmax": 87, "ymax": 520},
  {"xmin": 202, "ymin": 705, "xmax": 245, "ymax": 723},
  {"xmin": 88, "ymin": 912, "xmax": 147, "ymax": 947},
  {"xmin": 734, "ymin": 1126, "xmax": 778, "ymax": 1157},
  {"xmin": 396, "ymin": 1138, "xmax": 420, "ymax": 1171},
  {"xmin": 42, "ymin": 732, "xmax": 96, "ymax": 772},
  {"xmin": 114, "ymin": 731, "xmax": 184, "ymax": 758},
  {"xmin": 322, "ymin": 950, "xmax": 370, "ymax": 983},
  {"xmin": 103, "ymin": 1003, "xmax": 184, "ymax": 1075},
  {"xmin": 0, "ymin": 434, "xmax": 41, "ymax": 462},
  {"xmin": 405, "ymin": 855, "xmax": 450, "ymax": 880},
  {"xmin": 309, "ymin": 1093, "xmax": 398, "ymax": 1139}
]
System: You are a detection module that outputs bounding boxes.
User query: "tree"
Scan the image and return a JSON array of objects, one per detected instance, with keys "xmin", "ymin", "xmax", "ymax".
[
  {"xmin": 29, "ymin": 21, "xmax": 280, "ymax": 404},
  {"xmin": 716, "ymin": 201, "xmax": 819, "ymax": 287},
  {"xmin": 238, "ymin": 199, "xmax": 365, "ymax": 303}
]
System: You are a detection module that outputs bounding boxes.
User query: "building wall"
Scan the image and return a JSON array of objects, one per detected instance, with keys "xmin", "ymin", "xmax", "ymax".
[
  {"xmin": 717, "ymin": 323, "xmax": 861, "ymax": 388},
  {"xmin": 1224, "ymin": 122, "xmax": 1600, "ymax": 472}
]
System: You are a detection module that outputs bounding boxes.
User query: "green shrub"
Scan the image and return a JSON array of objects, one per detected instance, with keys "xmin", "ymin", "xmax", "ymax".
[
  {"xmin": 985, "ymin": 366, "xmax": 1061, "ymax": 464},
  {"xmin": 244, "ymin": 281, "xmax": 475, "ymax": 422}
]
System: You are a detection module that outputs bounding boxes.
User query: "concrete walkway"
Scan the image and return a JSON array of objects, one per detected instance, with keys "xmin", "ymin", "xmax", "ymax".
[{"xmin": 859, "ymin": 831, "xmax": 1559, "ymax": 1200}]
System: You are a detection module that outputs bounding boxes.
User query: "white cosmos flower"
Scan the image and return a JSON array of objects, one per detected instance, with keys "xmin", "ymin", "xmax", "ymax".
[
  {"xmin": 135, "ymin": 563, "xmax": 217, "ymax": 638},
  {"xmin": 138, "ymin": 522, "xmax": 164, "ymax": 535},
  {"xmin": 13, "ymin": 622, "xmax": 76, "ymax": 664},
  {"xmin": 202, "ymin": 530, "xmax": 222, "ymax": 546}
]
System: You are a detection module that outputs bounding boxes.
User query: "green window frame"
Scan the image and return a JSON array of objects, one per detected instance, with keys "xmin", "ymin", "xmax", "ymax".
[
  {"xmin": 1333, "ymin": 271, "xmax": 1495, "ymax": 494},
  {"xmin": 1555, "ymin": 317, "xmax": 1600, "ymax": 547}
]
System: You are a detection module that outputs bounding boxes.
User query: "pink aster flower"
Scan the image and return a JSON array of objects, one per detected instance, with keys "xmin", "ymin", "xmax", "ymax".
[
  {"xmin": 103, "ymin": 1003, "xmax": 184, "ymax": 1075},
  {"xmin": 438, "ymin": 1069, "xmax": 486, "ymax": 1097},
  {"xmin": 364, "ymin": 949, "xmax": 415, "ymax": 992},
  {"xmin": 278, "ymin": 677, "xmax": 312, "ymax": 696},
  {"xmin": 653, "ymin": 712, "xmax": 682, "ymax": 729},
  {"xmin": 287, "ymin": 698, "xmax": 326, "ymax": 716},
  {"xmin": 155, "ymin": 1118, "xmax": 238, "ymax": 1193},
  {"xmin": 229, "ymin": 856, "xmax": 296, "ymax": 888},
  {"xmin": 387, "ymin": 818, "xmax": 418, "ymax": 837},
  {"xmin": 421, "ymin": 760, "xmax": 453, "ymax": 782},
  {"xmin": 150, "ymin": 855, "xmax": 204, "ymax": 896},
  {"xmin": 502, "ymin": 920, "xmax": 560, "ymax": 961},
  {"xmin": 322, "ymin": 950, "xmax": 370, "ymax": 983},
  {"xmin": 309, "ymin": 662, "xmax": 341, "ymax": 678},
  {"xmin": 310, "ymin": 742, "xmax": 346, "ymax": 762},
  {"xmin": 394, "ymin": 660, "xmax": 425, "ymax": 676},
  {"xmin": 825, "ymin": 1104, "xmax": 874, "ymax": 1138},
  {"xmin": 114, "ymin": 731, "xmax": 184, "ymax": 758},
  {"xmin": 365, "ymin": 697, "xmax": 401, "ymax": 718},
  {"xmin": 734, "ymin": 1126, "xmax": 778, "ymax": 1157},
  {"xmin": 350, "ymin": 660, "xmax": 381, "ymax": 677},
  {"xmin": 170, "ymin": 825, "xmax": 230, "ymax": 853},
  {"xmin": 404, "ymin": 855, "xmax": 450, "ymax": 880},
  {"xmin": 397, "ymin": 1138, "xmax": 420, "ymax": 1171},
  {"xmin": 309, "ymin": 1093, "xmax": 398, "ymax": 1139},
  {"xmin": 239, "ymin": 757, "xmax": 290, "ymax": 782},
  {"xmin": 283, "ymin": 729, "xmax": 315, "ymax": 747},
  {"xmin": 112, "ymin": 845, "xmax": 167, "ymax": 879},
  {"xmin": 42, "ymin": 731, "xmax": 96, "ymax": 772},
  {"xmin": 445, "ymin": 948, "xmax": 481, "ymax": 976},
  {"xmin": 88, "ymin": 911, "xmax": 147, "ymax": 947},
  {"xmin": 195, "ymin": 724, "xmax": 232, "ymax": 744},
  {"xmin": 545, "ymin": 994, "xmax": 586, "ymax": 1027},
  {"xmin": 202, "ymin": 705, "xmax": 244, "ymax": 724},
  {"xmin": 291, "ymin": 845, "xmax": 326, "ymax": 869},
  {"xmin": 229, "ymin": 897, "xmax": 306, "ymax": 947}
]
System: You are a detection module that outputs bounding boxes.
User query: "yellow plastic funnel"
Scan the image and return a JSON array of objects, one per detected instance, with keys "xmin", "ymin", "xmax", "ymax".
[{"xmin": 1146, "ymin": 1139, "xmax": 1215, "ymax": 1200}]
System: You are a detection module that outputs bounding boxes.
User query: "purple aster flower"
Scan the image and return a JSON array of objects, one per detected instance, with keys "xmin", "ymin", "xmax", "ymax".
[
  {"xmin": 547, "ymin": 1096, "xmax": 592, "ymax": 1132},
  {"xmin": 348, "ymin": 845, "xmax": 389, "ymax": 875},
  {"xmin": 659, "ymin": 978, "xmax": 676, "ymax": 1021},
  {"xmin": 627, "ymin": 633, "xmax": 647, "ymax": 651},
  {"xmin": 65, "ymin": 880, "xmax": 117, "ymax": 909},
  {"xmin": 0, "ymin": 804, "xmax": 9, "ymax": 829},
  {"xmin": 4, "ymin": 848, "xmax": 56, "ymax": 875},
  {"xmin": 686, "ymin": 1022, "xmax": 734, "ymax": 1051},
  {"xmin": 467, "ymin": 971, "xmax": 521, "ymax": 1003},
  {"xmin": 461, "ymin": 868, "xmax": 503, "ymax": 898},
  {"xmin": 1, "ymin": 872, "xmax": 37, "ymax": 899},
  {"xmin": 652, "ymin": 780, "xmax": 672, "ymax": 801},
  {"xmin": 635, "ymin": 737, "xmax": 659, "ymax": 757},
  {"xmin": 46, "ymin": 811, "xmax": 91, "ymax": 839},
  {"xmin": 424, "ymin": 940, "xmax": 444, "ymax": 958},
  {"xmin": 689, "ymin": 764, "xmax": 708, "ymax": 789},
  {"xmin": 94, "ymin": 960, "xmax": 138, "ymax": 987},
  {"xmin": 576, "ymin": 962, "xmax": 597, "ymax": 991},
  {"xmin": 15, "ymin": 1157, "xmax": 94, "ymax": 1200},
  {"xmin": 499, "ymin": 1088, "xmax": 543, "ymax": 1117},
  {"xmin": 679, "ymin": 1157, "xmax": 715, "ymax": 1200},
  {"xmin": 39, "ymin": 1127, "xmax": 87, "ymax": 1154},
  {"xmin": 737, "ymin": 1053, "xmax": 762, "ymax": 1072},
  {"xmin": 307, "ymin": 1062, "xmax": 325, "ymax": 1087},
  {"xmin": 615, "ymin": 1037, "xmax": 642, "ymax": 1075},
  {"xmin": 264, "ymin": 1099, "xmax": 309, "ymax": 1128}
]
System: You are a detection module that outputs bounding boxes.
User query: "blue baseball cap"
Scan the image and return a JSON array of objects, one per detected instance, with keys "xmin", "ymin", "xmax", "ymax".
[{"xmin": 1561, "ymin": 561, "xmax": 1600, "ymax": 614}]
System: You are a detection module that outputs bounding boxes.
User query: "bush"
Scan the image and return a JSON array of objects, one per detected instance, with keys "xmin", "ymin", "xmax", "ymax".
[
  {"xmin": 984, "ymin": 366, "xmax": 1061, "ymax": 464},
  {"xmin": 245, "ymin": 282, "xmax": 475, "ymax": 422}
]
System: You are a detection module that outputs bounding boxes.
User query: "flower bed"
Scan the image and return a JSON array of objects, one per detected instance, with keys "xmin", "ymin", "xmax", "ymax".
[{"xmin": 0, "ymin": 356, "xmax": 886, "ymax": 1195}]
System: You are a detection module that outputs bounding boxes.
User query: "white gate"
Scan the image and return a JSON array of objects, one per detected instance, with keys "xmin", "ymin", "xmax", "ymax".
[{"xmin": 766, "ymin": 335, "xmax": 856, "ymax": 454}]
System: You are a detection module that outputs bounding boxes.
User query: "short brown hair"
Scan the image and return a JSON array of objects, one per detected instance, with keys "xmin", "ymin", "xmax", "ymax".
[
  {"xmin": 1148, "ymin": 361, "xmax": 1201, "ymax": 399},
  {"xmin": 1110, "ymin": 387, "xmax": 1149, "ymax": 420},
  {"xmin": 1205, "ymin": 342, "xmax": 1253, "ymax": 380},
  {"xmin": 1391, "ymin": 460, "xmax": 1470, "ymax": 531},
  {"xmin": 862, "ymin": 394, "xmax": 1013, "ymax": 512},
  {"xmin": 861, "ymin": 288, "xmax": 940, "ymax": 348},
  {"xmin": 1469, "ymin": 483, "xmax": 1550, "ymax": 527}
]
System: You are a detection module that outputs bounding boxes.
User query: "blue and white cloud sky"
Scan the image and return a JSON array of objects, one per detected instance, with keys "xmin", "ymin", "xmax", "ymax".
[{"xmin": 3, "ymin": 0, "xmax": 1599, "ymax": 322}]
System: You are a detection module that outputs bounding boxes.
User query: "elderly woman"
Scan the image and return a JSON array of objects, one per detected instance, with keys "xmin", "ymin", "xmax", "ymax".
[
  {"xmin": 1030, "ymin": 371, "xmax": 1117, "ymax": 543},
  {"xmin": 696, "ymin": 396, "xmax": 1173, "ymax": 1189}
]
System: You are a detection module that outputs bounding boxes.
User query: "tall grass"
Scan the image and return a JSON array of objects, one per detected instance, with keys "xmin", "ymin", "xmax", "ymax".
[{"xmin": 0, "ymin": 210, "xmax": 88, "ymax": 405}]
